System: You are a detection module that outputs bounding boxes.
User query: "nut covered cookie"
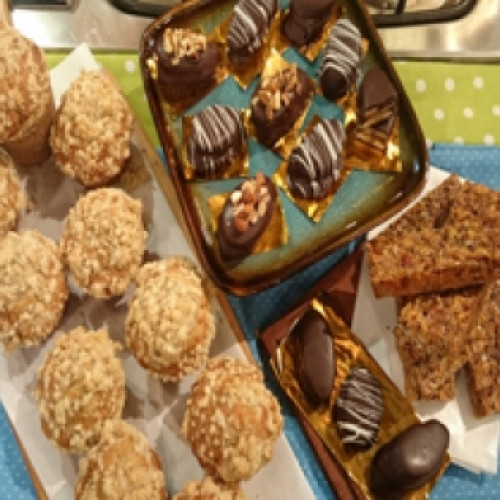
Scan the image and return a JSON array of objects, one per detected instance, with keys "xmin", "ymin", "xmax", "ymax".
[{"xmin": 0, "ymin": 149, "xmax": 25, "ymax": 237}]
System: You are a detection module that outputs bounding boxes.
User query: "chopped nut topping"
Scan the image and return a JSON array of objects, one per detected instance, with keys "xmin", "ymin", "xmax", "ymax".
[
  {"xmin": 173, "ymin": 476, "xmax": 245, "ymax": 500},
  {"xmin": 255, "ymin": 64, "xmax": 301, "ymax": 119},
  {"xmin": 125, "ymin": 257, "xmax": 215, "ymax": 382},
  {"xmin": 0, "ymin": 230, "xmax": 68, "ymax": 352},
  {"xmin": 50, "ymin": 70, "xmax": 133, "ymax": 187},
  {"xmin": 162, "ymin": 28, "xmax": 207, "ymax": 65},
  {"xmin": 182, "ymin": 356, "xmax": 283, "ymax": 483},
  {"xmin": 75, "ymin": 420, "xmax": 167, "ymax": 499},
  {"xmin": 0, "ymin": 149, "xmax": 25, "ymax": 237},
  {"xmin": 60, "ymin": 188, "xmax": 147, "ymax": 299},
  {"xmin": 229, "ymin": 172, "xmax": 270, "ymax": 234},
  {"xmin": 34, "ymin": 327, "xmax": 126, "ymax": 452}
]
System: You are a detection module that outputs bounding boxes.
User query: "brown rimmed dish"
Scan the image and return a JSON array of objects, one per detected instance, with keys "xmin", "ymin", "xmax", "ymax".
[{"xmin": 139, "ymin": 0, "xmax": 428, "ymax": 295}]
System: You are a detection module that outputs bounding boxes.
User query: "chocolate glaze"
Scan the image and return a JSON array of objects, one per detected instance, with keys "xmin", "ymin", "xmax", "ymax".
[
  {"xmin": 370, "ymin": 420, "xmax": 449, "ymax": 499},
  {"xmin": 227, "ymin": 0, "xmax": 278, "ymax": 64},
  {"xmin": 188, "ymin": 104, "xmax": 245, "ymax": 177},
  {"xmin": 282, "ymin": 0, "xmax": 336, "ymax": 47},
  {"xmin": 217, "ymin": 174, "xmax": 277, "ymax": 260},
  {"xmin": 358, "ymin": 68, "xmax": 398, "ymax": 135},
  {"xmin": 320, "ymin": 18, "xmax": 362, "ymax": 101},
  {"xmin": 333, "ymin": 366, "xmax": 383, "ymax": 453},
  {"xmin": 291, "ymin": 308, "xmax": 335, "ymax": 405},
  {"xmin": 287, "ymin": 118, "xmax": 345, "ymax": 200},
  {"xmin": 156, "ymin": 30, "xmax": 220, "ymax": 99},
  {"xmin": 251, "ymin": 66, "xmax": 312, "ymax": 148}
]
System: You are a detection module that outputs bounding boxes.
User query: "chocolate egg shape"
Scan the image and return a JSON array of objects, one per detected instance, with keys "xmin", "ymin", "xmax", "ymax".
[
  {"xmin": 334, "ymin": 366, "xmax": 383, "ymax": 452},
  {"xmin": 291, "ymin": 308, "xmax": 335, "ymax": 405},
  {"xmin": 216, "ymin": 173, "xmax": 277, "ymax": 260},
  {"xmin": 370, "ymin": 420, "xmax": 449, "ymax": 499}
]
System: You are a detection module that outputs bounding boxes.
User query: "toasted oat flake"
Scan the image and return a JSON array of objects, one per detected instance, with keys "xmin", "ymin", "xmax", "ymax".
[
  {"xmin": 0, "ymin": 230, "xmax": 68, "ymax": 352},
  {"xmin": 60, "ymin": 187, "xmax": 147, "ymax": 299}
]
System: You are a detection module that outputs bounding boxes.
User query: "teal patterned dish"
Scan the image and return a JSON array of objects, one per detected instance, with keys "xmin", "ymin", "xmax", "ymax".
[{"xmin": 139, "ymin": 0, "xmax": 428, "ymax": 295}]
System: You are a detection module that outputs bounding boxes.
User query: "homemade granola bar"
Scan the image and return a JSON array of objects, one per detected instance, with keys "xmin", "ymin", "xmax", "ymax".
[
  {"xmin": 465, "ymin": 276, "xmax": 500, "ymax": 417},
  {"xmin": 367, "ymin": 175, "xmax": 500, "ymax": 297}
]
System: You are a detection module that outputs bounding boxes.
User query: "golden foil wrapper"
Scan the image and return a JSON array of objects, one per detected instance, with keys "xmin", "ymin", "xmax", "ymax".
[
  {"xmin": 148, "ymin": 29, "xmax": 228, "ymax": 116},
  {"xmin": 245, "ymin": 51, "xmax": 315, "ymax": 159},
  {"xmin": 181, "ymin": 113, "xmax": 249, "ymax": 180},
  {"xmin": 271, "ymin": 298, "xmax": 450, "ymax": 500},
  {"xmin": 344, "ymin": 115, "xmax": 402, "ymax": 173},
  {"xmin": 208, "ymin": 181, "xmax": 289, "ymax": 257},
  {"xmin": 273, "ymin": 115, "xmax": 351, "ymax": 223},
  {"xmin": 274, "ymin": 5, "xmax": 343, "ymax": 62},
  {"xmin": 214, "ymin": 12, "xmax": 282, "ymax": 89}
]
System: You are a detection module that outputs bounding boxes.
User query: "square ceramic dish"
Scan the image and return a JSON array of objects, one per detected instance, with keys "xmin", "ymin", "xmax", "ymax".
[{"xmin": 139, "ymin": 0, "xmax": 428, "ymax": 295}]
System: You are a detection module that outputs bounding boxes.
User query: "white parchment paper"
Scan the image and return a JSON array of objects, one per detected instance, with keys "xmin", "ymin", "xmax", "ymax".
[
  {"xmin": 0, "ymin": 44, "xmax": 315, "ymax": 500},
  {"xmin": 352, "ymin": 166, "xmax": 500, "ymax": 474}
]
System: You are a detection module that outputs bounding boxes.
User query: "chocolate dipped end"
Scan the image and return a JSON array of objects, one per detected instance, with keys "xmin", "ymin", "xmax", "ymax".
[
  {"xmin": 227, "ymin": 0, "xmax": 278, "ymax": 64},
  {"xmin": 251, "ymin": 65, "xmax": 312, "ymax": 148},
  {"xmin": 333, "ymin": 366, "xmax": 383, "ymax": 453},
  {"xmin": 156, "ymin": 29, "xmax": 220, "ymax": 99},
  {"xmin": 188, "ymin": 104, "xmax": 245, "ymax": 177},
  {"xmin": 370, "ymin": 420, "xmax": 450, "ymax": 499},
  {"xmin": 283, "ymin": 0, "xmax": 336, "ymax": 47},
  {"xmin": 217, "ymin": 173, "xmax": 277, "ymax": 260},
  {"xmin": 291, "ymin": 308, "xmax": 335, "ymax": 405}
]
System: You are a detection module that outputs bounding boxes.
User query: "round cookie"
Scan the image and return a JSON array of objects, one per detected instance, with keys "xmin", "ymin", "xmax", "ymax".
[
  {"xmin": 50, "ymin": 70, "xmax": 133, "ymax": 187},
  {"xmin": 125, "ymin": 257, "xmax": 215, "ymax": 382},
  {"xmin": 60, "ymin": 187, "xmax": 147, "ymax": 299},
  {"xmin": 34, "ymin": 327, "xmax": 126, "ymax": 452},
  {"xmin": 173, "ymin": 477, "xmax": 244, "ymax": 500},
  {"xmin": 182, "ymin": 356, "xmax": 283, "ymax": 483},
  {"xmin": 0, "ymin": 149, "xmax": 25, "ymax": 237},
  {"xmin": 0, "ymin": 230, "xmax": 68, "ymax": 352},
  {"xmin": 75, "ymin": 419, "xmax": 167, "ymax": 500},
  {"xmin": 0, "ymin": 28, "xmax": 54, "ymax": 166}
]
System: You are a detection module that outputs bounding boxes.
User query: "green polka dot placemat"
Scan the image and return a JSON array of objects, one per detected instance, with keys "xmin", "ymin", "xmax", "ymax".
[{"xmin": 45, "ymin": 52, "xmax": 500, "ymax": 147}]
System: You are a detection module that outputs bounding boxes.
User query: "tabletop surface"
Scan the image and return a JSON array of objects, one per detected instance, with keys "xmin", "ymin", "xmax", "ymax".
[{"xmin": 2, "ymin": 52, "xmax": 500, "ymax": 499}]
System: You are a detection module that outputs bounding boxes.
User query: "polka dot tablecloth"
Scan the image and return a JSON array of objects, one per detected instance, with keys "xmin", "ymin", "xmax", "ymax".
[{"xmin": 1, "ymin": 53, "xmax": 499, "ymax": 499}]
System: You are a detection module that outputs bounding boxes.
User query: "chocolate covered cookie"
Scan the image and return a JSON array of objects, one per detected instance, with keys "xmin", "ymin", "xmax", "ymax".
[
  {"xmin": 287, "ymin": 118, "xmax": 345, "ymax": 200},
  {"xmin": 251, "ymin": 63, "xmax": 312, "ymax": 148},
  {"xmin": 227, "ymin": 0, "xmax": 277, "ymax": 64},
  {"xmin": 217, "ymin": 172, "xmax": 277, "ymax": 260},
  {"xmin": 370, "ymin": 420, "xmax": 449, "ymax": 499},
  {"xmin": 156, "ymin": 28, "xmax": 220, "ymax": 102},
  {"xmin": 282, "ymin": 0, "xmax": 336, "ymax": 47},
  {"xmin": 320, "ymin": 18, "xmax": 362, "ymax": 101},
  {"xmin": 334, "ymin": 366, "xmax": 383, "ymax": 452},
  {"xmin": 291, "ymin": 308, "xmax": 335, "ymax": 405},
  {"xmin": 188, "ymin": 104, "xmax": 245, "ymax": 177}
]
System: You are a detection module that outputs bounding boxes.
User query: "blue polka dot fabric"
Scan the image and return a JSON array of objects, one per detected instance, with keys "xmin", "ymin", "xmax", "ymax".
[{"xmin": 1, "ymin": 143, "xmax": 498, "ymax": 498}]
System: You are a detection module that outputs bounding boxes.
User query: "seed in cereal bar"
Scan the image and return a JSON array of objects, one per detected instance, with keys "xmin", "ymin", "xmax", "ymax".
[
  {"xmin": 156, "ymin": 28, "xmax": 220, "ymax": 101},
  {"xmin": 125, "ymin": 257, "xmax": 215, "ymax": 382},
  {"xmin": 60, "ymin": 188, "xmax": 148, "ymax": 299},
  {"xmin": 227, "ymin": 0, "xmax": 278, "ymax": 64},
  {"xmin": 291, "ymin": 308, "xmax": 335, "ymax": 405},
  {"xmin": 173, "ymin": 477, "xmax": 245, "ymax": 500},
  {"xmin": 75, "ymin": 420, "xmax": 167, "ymax": 500},
  {"xmin": 50, "ymin": 70, "xmax": 133, "ymax": 187},
  {"xmin": 34, "ymin": 327, "xmax": 126, "ymax": 452},
  {"xmin": 0, "ymin": 149, "xmax": 25, "ymax": 238},
  {"xmin": 250, "ymin": 63, "xmax": 312, "ymax": 148},
  {"xmin": 333, "ymin": 366, "xmax": 383, "ymax": 452},
  {"xmin": 216, "ymin": 172, "xmax": 277, "ymax": 260},
  {"xmin": 370, "ymin": 420, "xmax": 449, "ymax": 498},
  {"xmin": 282, "ymin": 0, "xmax": 336, "ymax": 47},
  {"xmin": 320, "ymin": 18, "xmax": 363, "ymax": 101},
  {"xmin": 0, "ymin": 230, "xmax": 68, "ymax": 353},
  {"xmin": 188, "ymin": 104, "xmax": 246, "ymax": 177},
  {"xmin": 182, "ymin": 356, "xmax": 283, "ymax": 483},
  {"xmin": 287, "ymin": 118, "xmax": 345, "ymax": 200},
  {"xmin": 357, "ymin": 68, "xmax": 398, "ymax": 139}
]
